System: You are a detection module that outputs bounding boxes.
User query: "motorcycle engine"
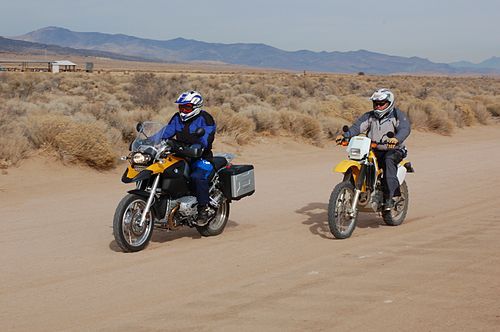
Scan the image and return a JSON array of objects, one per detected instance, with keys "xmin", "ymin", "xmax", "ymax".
[{"xmin": 176, "ymin": 196, "xmax": 198, "ymax": 217}]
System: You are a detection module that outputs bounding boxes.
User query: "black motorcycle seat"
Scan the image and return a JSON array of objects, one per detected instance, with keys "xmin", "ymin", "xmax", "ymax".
[{"xmin": 212, "ymin": 156, "xmax": 228, "ymax": 171}]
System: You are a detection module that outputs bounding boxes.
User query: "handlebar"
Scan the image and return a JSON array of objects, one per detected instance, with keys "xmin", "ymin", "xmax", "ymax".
[
  {"xmin": 162, "ymin": 139, "xmax": 204, "ymax": 159},
  {"xmin": 336, "ymin": 136, "xmax": 399, "ymax": 149}
]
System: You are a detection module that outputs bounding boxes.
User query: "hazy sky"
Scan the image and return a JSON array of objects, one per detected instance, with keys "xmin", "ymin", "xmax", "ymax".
[{"xmin": 1, "ymin": 0, "xmax": 499, "ymax": 63}]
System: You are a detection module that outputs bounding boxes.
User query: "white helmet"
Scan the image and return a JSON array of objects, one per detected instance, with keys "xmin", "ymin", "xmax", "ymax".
[
  {"xmin": 175, "ymin": 90, "xmax": 203, "ymax": 122},
  {"xmin": 370, "ymin": 88, "xmax": 395, "ymax": 118}
]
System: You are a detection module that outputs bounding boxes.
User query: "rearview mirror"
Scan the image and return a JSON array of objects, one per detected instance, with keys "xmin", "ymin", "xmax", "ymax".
[
  {"xmin": 342, "ymin": 125, "xmax": 349, "ymax": 133},
  {"xmin": 136, "ymin": 122, "xmax": 144, "ymax": 133}
]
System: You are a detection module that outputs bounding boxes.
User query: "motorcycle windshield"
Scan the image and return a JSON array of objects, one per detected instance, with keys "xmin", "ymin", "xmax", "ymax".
[{"xmin": 131, "ymin": 121, "xmax": 167, "ymax": 152}]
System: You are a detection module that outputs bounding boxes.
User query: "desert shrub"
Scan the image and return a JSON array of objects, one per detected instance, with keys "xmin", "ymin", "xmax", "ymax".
[
  {"xmin": 1, "ymin": 70, "xmax": 499, "ymax": 169},
  {"xmin": 298, "ymin": 77, "xmax": 317, "ymax": 96},
  {"xmin": 4, "ymin": 99, "xmax": 40, "ymax": 117},
  {"xmin": 406, "ymin": 108, "xmax": 428, "ymax": 130},
  {"xmin": 240, "ymin": 104, "xmax": 280, "ymax": 134},
  {"xmin": 252, "ymin": 84, "xmax": 271, "ymax": 101},
  {"xmin": 278, "ymin": 110, "xmax": 322, "ymax": 144},
  {"xmin": 162, "ymin": 74, "xmax": 189, "ymax": 100},
  {"xmin": 454, "ymin": 101, "xmax": 476, "ymax": 127},
  {"xmin": 27, "ymin": 114, "xmax": 74, "ymax": 148},
  {"xmin": 127, "ymin": 73, "xmax": 167, "ymax": 109},
  {"xmin": 320, "ymin": 116, "xmax": 349, "ymax": 139},
  {"xmin": 486, "ymin": 103, "xmax": 500, "ymax": 117},
  {"xmin": 424, "ymin": 103, "xmax": 455, "ymax": 135},
  {"xmin": 207, "ymin": 90, "xmax": 226, "ymax": 105},
  {"xmin": 266, "ymin": 93, "xmax": 287, "ymax": 108},
  {"xmin": 339, "ymin": 95, "xmax": 369, "ymax": 121},
  {"xmin": 0, "ymin": 115, "xmax": 31, "ymax": 167},
  {"xmin": 297, "ymin": 100, "xmax": 340, "ymax": 118},
  {"xmin": 289, "ymin": 86, "xmax": 306, "ymax": 98},
  {"xmin": 210, "ymin": 106, "xmax": 255, "ymax": 145},
  {"xmin": 470, "ymin": 102, "xmax": 491, "ymax": 125},
  {"xmin": 43, "ymin": 95, "xmax": 87, "ymax": 116},
  {"xmin": 112, "ymin": 107, "xmax": 162, "ymax": 142},
  {"xmin": 52, "ymin": 122, "xmax": 116, "ymax": 169}
]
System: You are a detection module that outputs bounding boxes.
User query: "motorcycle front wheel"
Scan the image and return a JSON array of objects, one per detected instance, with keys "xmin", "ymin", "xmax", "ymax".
[
  {"xmin": 196, "ymin": 199, "xmax": 230, "ymax": 237},
  {"xmin": 328, "ymin": 181, "xmax": 357, "ymax": 239},
  {"xmin": 113, "ymin": 194, "xmax": 154, "ymax": 252}
]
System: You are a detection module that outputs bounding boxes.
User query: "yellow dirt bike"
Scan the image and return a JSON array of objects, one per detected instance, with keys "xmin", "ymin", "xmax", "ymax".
[
  {"xmin": 328, "ymin": 127, "xmax": 414, "ymax": 239},
  {"xmin": 113, "ymin": 121, "xmax": 255, "ymax": 252}
]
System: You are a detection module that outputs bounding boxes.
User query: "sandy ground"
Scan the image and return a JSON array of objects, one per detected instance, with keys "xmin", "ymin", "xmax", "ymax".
[{"xmin": 1, "ymin": 125, "xmax": 500, "ymax": 331}]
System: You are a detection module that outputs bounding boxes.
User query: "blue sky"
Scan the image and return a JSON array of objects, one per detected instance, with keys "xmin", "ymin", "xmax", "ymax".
[{"xmin": 1, "ymin": 0, "xmax": 499, "ymax": 63}]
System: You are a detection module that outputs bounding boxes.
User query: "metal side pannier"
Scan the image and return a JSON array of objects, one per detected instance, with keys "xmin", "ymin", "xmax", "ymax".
[{"xmin": 219, "ymin": 165, "xmax": 255, "ymax": 201}]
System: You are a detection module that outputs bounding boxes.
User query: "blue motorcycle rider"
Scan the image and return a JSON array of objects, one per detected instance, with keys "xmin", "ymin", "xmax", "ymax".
[{"xmin": 156, "ymin": 90, "xmax": 216, "ymax": 226}]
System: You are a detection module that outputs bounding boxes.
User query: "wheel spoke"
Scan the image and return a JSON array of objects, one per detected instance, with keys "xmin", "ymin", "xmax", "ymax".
[
  {"xmin": 335, "ymin": 188, "xmax": 354, "ymax": 233},
  {"xmin": 121, "ymin": 199, "xmax": 151, "ymax": 247}
]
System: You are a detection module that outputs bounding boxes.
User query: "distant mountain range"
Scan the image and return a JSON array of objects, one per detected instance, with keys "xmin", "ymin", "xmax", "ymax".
[
  {"xmin": 4, "ymin": 26, "xmax": 499, "ymax": 74},
  {"xmin": 449, "ymin": 57, "xmax": 500, "ymax": 70},
  {"xmin": 0, "ymin": 35, "xmax": 151, "ymax": 62}
]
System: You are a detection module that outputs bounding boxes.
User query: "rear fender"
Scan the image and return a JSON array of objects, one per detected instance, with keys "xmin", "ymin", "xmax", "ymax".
[{"xmin": 397, "ymin": 159, "xmax": 413, "ymax": 184}]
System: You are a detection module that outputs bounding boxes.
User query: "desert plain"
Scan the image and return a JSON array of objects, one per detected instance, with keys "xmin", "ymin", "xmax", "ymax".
[{"xmin": 1, "ymin": 122, "xmax": 500, "ymax": 331}]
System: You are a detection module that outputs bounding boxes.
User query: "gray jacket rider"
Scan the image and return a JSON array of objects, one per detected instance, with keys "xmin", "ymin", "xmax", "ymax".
[{"xmin": 344, "ymin": 108, "xmax": 411, "ymax": 152}]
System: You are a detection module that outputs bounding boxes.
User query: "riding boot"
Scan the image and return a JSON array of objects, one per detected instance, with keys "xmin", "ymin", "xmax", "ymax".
[
  {"xmin": 196, "ymin": 205, "xmax": 209, "ymax": 226},
  {"xmin": 384, "ymin": 198, "xmax": 394, "ymax": 211}
]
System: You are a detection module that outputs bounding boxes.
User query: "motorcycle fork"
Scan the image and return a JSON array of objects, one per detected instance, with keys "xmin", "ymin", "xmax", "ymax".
[
  {"xmin": 139, "ymin": 174, "xmax": 160, "ymax": 228},
  {"xmin": 349, "ymin": 164, "xmax": 367, "ymax": 216}
]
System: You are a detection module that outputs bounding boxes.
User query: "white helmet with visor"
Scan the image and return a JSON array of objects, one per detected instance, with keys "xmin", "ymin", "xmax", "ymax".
[
  {"xmin": 370, "ymin": 88, "xmax": 395, "ymax": 118},
  {"xmin": 175, "ymin": 90, "xmax": 203, "ymax": 122}
]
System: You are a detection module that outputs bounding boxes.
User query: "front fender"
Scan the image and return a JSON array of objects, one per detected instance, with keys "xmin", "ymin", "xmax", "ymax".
[
  {"xmin": 334, "ymin": 160, "xmax": 361, "ymax": 174},
  {"xmin": 121, "ymin": 156, "xmax": 185, "ymax": 184},
  {"xmin": 333, "ymin": 160, "xmax": 362, "ymax": 185},
  {"xmin": 121, "ymin": 165, "xmax": 140, "ymax": 183}
]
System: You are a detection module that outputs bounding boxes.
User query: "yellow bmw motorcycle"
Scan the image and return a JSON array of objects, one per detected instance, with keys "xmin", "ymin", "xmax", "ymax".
[
  {"xmin": 113, "ymin": 122, "xmax": 255, "ymax": 252},
  {"xmin": 328, "ymin": 127, "xmax": 414, "ymax": 239}
]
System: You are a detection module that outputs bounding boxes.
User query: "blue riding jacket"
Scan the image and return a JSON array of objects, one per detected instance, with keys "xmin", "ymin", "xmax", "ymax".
[{"xmin": 160, "ymin": 110, "xmax": 216, "ymax": 159}]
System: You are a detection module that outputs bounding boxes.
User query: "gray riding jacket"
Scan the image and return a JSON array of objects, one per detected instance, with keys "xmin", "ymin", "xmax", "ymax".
[{"xmin": 344, "ymin": 108, "xmax": 411, "ymax": 151}]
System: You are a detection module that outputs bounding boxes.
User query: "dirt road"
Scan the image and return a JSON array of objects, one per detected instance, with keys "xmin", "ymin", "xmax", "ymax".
[{"xmin": 1, "ymin": 126, "xmax": 500, "ymax": 331}]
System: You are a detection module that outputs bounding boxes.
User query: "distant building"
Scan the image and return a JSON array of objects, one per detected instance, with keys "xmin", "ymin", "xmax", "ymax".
[
  {"xmin": 50, "ymin": 60, "xmax": 77, "ymax": 73},
  {"xmin": 0, "ymin": 59, "xmax": 78, "ymax": 72}
]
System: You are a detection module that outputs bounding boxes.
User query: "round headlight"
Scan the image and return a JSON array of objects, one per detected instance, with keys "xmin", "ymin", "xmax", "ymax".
[{"xmin": 132, "ymin": 153, "xmax": 151, "ymax": 165}]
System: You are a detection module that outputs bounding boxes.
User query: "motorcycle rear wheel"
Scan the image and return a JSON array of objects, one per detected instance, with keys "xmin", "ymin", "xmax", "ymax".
[
  {"xmin": 328, "ymin": 181, "xmax": 357, "ymax": 239},
  {"xmin": 113, "ymin": 194, "xmax": 154, "ymax": 252},
  {"xmin": 196, "ymin": 199, "xmax": 230, "ymax": 237},
  {"xmin": 382, "ymin": 181, "xmax": 409, "ymax": 226}
]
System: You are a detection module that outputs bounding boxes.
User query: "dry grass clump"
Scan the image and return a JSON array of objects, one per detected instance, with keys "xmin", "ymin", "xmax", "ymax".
[
  {"xmin": 27, "ymin": 114, "xmax": 75, "ymax": 148},
  {"xmin": 278, "ymin": 111, "xmax": 322, "ymax": 144},
  {"xmin": 319, "ymin": 116, "xmax": 349, "ymax": 139},
  {"xmin": 486, "ymin": 103, "xmax": 500, "ymax": 117},
  {"xmin": 1, "ymin": 71, "xmax": 499, "ymax": 169},
  {"xmin": 210, "ymin": 107, "xmax": 255, "ymax": 145},
  {"xmin": 25, "ymin": 114, "xmax": 118, "ymax": 169},
  {"xmin": 0, "ymin": 110, "xmax": 30, "ymax": 167},
  {"xmin": 127, "ymin": 73, "xmax": 167, "ymax": 109},
  {"xmin": 240, "ymin": 104, "xmax": 280, "ymax": 134},
  {"xmin": 423, "ymin": 103, "xmax": 455, "ymax": 135},
  {"xmin": 52, "ymin": 123, "xmax": 116, "ymax": 169}
]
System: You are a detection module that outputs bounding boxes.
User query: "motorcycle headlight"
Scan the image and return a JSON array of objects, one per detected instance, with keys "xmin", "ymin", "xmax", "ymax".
[
  {"xmin": 131, "ymin": 152, "xmax": 152, "ymax": 165},
  {"xmin": 349, "ymin": 148, "xmax": 361, "ymax": 159}
]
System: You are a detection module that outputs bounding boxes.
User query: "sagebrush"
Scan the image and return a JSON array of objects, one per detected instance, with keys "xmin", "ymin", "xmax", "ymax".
[{"xmin": 0, "ymin": 71, "xmax": 498, "ymax": 168}]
